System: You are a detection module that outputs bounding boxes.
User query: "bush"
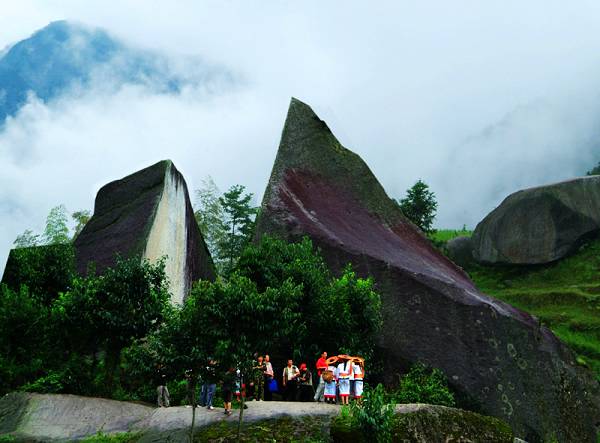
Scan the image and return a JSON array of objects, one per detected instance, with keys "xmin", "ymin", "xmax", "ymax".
[
  {"xmin": 391, "ymin": 363, "xmax": 455, "ymax": 407},
  {"xmin": 350, "ymin": 384, "xmax": 395, "ymax": 443}
]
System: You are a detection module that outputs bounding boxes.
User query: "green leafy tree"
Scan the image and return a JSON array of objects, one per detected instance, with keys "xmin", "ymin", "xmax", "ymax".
[
  {"xmin": 350, "ymin": 384, "xmax": 395, "ymax": 443},
  {"xmin": 218, "ymin": 185, "xmax": 258, "ymax": 273},
  {"xmin": 2, "ymin": 244, "xmax": 75, "ymax": 305},
  {"xmin": 0, "ymin": 284, "xmax": 50, "ymax": 394},
  {"xmin": 72, "ymin": 210, "xmax": 91, "ymax": 239},
  {"xmin": 160, "ymin": 273, "xmax": 302, "ymax": 439},
  {"xmin": 43, "ymin": 205, "xmax": 70, "ymax": 245},
  {"xmin": 194, "ymin": 176, "xmax": 227, "ymax": 262},
  {"xmin": 236, "ymin": 236, "xmax": 382, "ymax": 363},
  {"xmin": 54, "ymin": 257, "xmax": 171, "ymax": 392},
  {"xmin": 398, "ymin": 180, "xmax": 438, "ymax": 234},
  {"xmin": 13, "ymin": 229, "xmax": 40, "ymax": 248}
]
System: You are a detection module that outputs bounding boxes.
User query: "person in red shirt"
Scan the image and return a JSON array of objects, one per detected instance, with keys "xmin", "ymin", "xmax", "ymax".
[{"xmin": 313, "ymin": 351, "xmax": 328, "ymax": 402}]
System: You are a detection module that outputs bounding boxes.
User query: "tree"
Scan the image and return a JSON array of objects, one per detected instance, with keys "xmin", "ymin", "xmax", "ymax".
[
  {"xmin": 587, "ymin": 162, "xmax": 600, "ymax": 176},
  {"xmin": 194, "ymin": 176, "xmax": 227, "ymax": 262},
  {"xmin": 72, "ymin": 210, "xmax": 91, "ymax": 239},
  {"xmin": 218, "ymin": 185, "xmax": 258, "ymax": 274},
  {"xmin": 54, "ymin": 257, "xmax": 171, "ymax": 391},
  {"xmin": 236, "ymin": 236, "xmax": 382, "ymax": 363},
  {"xmin": 398, "ymin": 180, "xmax": 438, "ymax": 234},
  {"xmin": 13, "ymin": 229, "xmax": 40, "ymax": 248},
  {"xmin": 43, "ymin": 205, "xmax": 70, "ymax": 245}
]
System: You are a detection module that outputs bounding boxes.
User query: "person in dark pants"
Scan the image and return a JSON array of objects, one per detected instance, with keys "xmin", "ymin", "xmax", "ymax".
[
  {"xmin": 264, "ymin": 354, "xmax": 274, "ymax": 401},
  {"xmin": 282, "ymin": 359, "xmax": 299, "ymax": 401},
  {"xmin": 222, "ymin": 368, "xmax": 236, "ymax": 416},
  {"xmin": 252, "ymin": 355, "xmax": 266, "ymax": 401},
  {"xmin": 298, "ymin": 363, "xmax": 314, "ymax": 402},
  {"xmin": 200, "ymin": 359, "xmax": 217, "ymax": 410}
]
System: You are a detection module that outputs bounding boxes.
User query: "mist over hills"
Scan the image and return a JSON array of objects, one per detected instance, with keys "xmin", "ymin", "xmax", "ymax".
[{"xmin": 0, "ymin": 20, "xmax": 225, "ymax": 123}]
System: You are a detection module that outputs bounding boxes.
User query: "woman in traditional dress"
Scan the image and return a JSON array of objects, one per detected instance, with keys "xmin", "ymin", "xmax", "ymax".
[
  {"xmin": 336, "ymin": 355, "xmax": 353, "ymax": 405},
  {"xmin": 352, "ymin": 357, "xmax": 365, "ymax": 403},
  {"xmin": 323, "ymin": 356, "xmax": 338, "ymax": 404}
]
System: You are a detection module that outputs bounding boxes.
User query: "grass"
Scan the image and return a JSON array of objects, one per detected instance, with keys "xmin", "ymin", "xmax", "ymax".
[
  {"xmin": 465, "ymin": 236, "xmax": 600, "ymax": 380},
  {"xmin": 430, "ymin": 228, "xmax": 472, "ymax": 243},
  {"xmin": 80, "ymin": 431, "xmax": 140, "ymax": 442},
  {"xmin": 194, "ymin": 416, "xmax": 331, "ymax": 442}
]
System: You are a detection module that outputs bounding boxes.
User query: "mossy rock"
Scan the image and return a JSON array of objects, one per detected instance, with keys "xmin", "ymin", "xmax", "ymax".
[{"xmin": 330, "ymin": 404, "xmax": 514, "ymax": 443}]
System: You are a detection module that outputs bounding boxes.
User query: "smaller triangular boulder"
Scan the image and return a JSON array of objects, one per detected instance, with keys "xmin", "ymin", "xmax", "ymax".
[{"xmin": 74, "ymin": 160, "xmax": 215, "ymax": 304}]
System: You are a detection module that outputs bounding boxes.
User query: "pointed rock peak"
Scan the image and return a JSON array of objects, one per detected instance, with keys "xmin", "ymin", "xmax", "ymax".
[{"xmin": 265, "ymin": 97, "xmax": 400, "ymax": 225}]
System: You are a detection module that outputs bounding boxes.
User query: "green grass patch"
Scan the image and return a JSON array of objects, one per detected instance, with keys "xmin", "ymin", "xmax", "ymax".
[
  {"xmin": 430, "ymin": 229, "xmax": 472, "ymax": 243},
  {"xmin": 466, "ymin": 237, "xmax": 600, "ymax": 381},
  {"xmin": 81, "ymin": 431, "xmax": 140, "ymax": 442},
  {"xmin": 194, "ymin": 416, "xmax": 331, "ymax": 442}
]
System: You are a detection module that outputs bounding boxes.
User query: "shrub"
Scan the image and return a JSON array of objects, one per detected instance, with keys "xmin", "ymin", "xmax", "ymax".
[
  {"xmin": 392, "ymin": 363, "xmax": 455, "ymax": 407},
  {"xmin": 350, "ymin": 384, "xmax": 395, "ymax": 443}
]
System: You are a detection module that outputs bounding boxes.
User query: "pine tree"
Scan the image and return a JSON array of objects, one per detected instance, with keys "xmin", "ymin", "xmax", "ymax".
[{"xmin": 398, "ymin": 180, "xmax": 438, "ymax": 235}]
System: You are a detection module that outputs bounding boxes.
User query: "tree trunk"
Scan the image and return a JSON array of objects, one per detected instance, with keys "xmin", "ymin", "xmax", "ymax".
[
  {"xmin": 237, "ymin": 374, "xmax": 245, "ymax": 441},
  {"xmin": 190, "ymin": 405, "xmax": 196, "ymax": 443}
]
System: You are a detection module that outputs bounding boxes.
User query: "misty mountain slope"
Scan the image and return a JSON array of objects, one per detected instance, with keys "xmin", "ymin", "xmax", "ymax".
[{"xmin": 0, "ymin": 20, "xmax": 226, "ymax": 123}]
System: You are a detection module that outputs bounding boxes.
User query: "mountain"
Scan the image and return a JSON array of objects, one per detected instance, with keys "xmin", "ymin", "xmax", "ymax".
[{"xmin": 0, "ymin": 20, "xmax": 218, "ymax": 123}]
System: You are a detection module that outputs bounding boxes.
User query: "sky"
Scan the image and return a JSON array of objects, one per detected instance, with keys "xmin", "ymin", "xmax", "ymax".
[{"xmin": 2, "ymin": 1, "xmax": 600, "ymax": 273}]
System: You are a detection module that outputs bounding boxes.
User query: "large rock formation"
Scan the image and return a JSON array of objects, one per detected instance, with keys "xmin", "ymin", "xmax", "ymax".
[
  {"xmin": 254, "ymin": 98, "xmax": 600, "ymax": 442},
  {"xmin": 74, "ymin": 160, "xmax": 215, "ymax": 304},
  {"xmin": 472, "ymin": 176, "xmax": 600, "ymax": 265}
]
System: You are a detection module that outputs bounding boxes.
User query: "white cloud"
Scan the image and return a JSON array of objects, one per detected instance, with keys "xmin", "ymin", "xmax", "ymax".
[{"xmin": 4, "ymin": 1, "xmax": 600, "ymax": 273}]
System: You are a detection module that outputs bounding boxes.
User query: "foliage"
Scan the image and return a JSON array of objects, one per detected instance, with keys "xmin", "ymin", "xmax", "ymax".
[
  {"xmin": 0, "ymin": 285, "xmax": 49, "ymax": 393},
  {"xmin": 350, "ymin": 384, "xmax": 395, "ymax": 443},
  {"xmin": 391, "ymin": 363, "xmax": 456, "ymax": 407},
  {"xmin": 13, "ymin": 229, "xmax": 40, "ymax": 248},
  {"xmin": 72, "ymin": 209, "xmax": 91, "ymax": 239},
  {"xmin": 194, "ymin": 176, "xmax": 227, "ymax": 263},
  {"xmin": 218, "ymin": 184, "xmax": 258, "ymax": 274},
  {"xmin": 54, "ymin": 257, "xmax": 171, "ymax": 391},
  {"xmin": 398, "ymin": 180, "xmax": 438, "ymax": 234},
  {"xmin": 587, "ymin": 162, "xmax": 600, "ymax": 176},
  {"xmin": 80, "ymin": 431, "xmax": 140, "ymax": 443},
  {"xmin": 42, "ymin": 204, "xmax": 71, "ymax": 245},
  {"xmin": 2, "ymin": 244, "xmax": 75, "ymax": 305},
  {"xmin": 161, "ymin": 273, "xmax": 302, "ymax": 378},
  {"xmin": 236, "ymin": 236, "xmax": 383, "ymax": 363},
  {"xmin": 13, "ymin": 205, "xmax": 91, "ymax": 248}
]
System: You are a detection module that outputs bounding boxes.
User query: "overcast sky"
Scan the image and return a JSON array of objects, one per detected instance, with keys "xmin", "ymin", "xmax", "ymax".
[{"xmin": 2, "ymin": 1, "xmax": 600, "ymax": 273}]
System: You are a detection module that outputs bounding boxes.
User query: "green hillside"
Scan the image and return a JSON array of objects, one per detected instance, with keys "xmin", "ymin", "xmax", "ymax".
[{"xmin": 464, "ymin": 237, "xmax": 600, "ymax": 380}]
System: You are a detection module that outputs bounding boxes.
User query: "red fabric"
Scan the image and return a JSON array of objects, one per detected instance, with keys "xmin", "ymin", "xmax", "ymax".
[{"xmin": 316, "ymin": 357, "xmax": 327, "ymax": 376}]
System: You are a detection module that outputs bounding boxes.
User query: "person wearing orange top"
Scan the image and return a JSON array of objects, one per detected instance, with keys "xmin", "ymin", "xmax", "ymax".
[{"xmin": 313, "ymin": 351, "xmax": 328, "ymax": 402}]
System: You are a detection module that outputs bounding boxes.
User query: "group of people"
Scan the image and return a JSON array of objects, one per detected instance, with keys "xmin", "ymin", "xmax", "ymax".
[{"xmin": 156, "ymin": 351, "xmax": 365, "ymax": 413}]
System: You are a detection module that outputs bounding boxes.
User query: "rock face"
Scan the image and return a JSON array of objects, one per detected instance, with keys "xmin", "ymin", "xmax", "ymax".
[
  {"xmin": 472, "ymin": 176, "xmax": 600, "ymax": 265},
  {"xmin": 74, "ymin": 160, "xmax": 215, "ymax": 304},
  {"xmin": 254, "ymin": 98, "xmax": 600, "ymax": 442}
]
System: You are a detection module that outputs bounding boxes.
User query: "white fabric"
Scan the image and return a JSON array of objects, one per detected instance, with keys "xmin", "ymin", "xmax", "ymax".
[
  {"xmin": 354, "ymin": 379, "xmax": 364, "ymax": 398},
  {"xmin": 339, "ymin": 378, "xmax": 350, "ymax": 396}
]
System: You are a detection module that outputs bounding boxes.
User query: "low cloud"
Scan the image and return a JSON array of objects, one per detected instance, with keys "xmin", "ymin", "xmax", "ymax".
[{"xmin": 3, "ymin": 2, "xmax": 600, "ymax": 273}]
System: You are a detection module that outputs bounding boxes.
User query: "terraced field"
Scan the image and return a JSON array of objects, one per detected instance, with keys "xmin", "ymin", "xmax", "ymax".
[{"xmin": 465, "ymin": 237, "xmax": 600, "ymax": 380}]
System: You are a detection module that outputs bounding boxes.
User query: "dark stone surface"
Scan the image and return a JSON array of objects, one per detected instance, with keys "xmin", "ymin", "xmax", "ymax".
[
  {"xmin": 472, "ymin": 176, "xmax": 600, "ymax": 265},
  {"xmin": 74, "ymin": 160, "xmax": 215, "ymax": 302},
  {"xmin": 446, "ymin": 236, "xmax": 474, "ymax": 269},
  {"xmin": 254, "ymin": 97, "xmax": 600, "ymax": 442}
]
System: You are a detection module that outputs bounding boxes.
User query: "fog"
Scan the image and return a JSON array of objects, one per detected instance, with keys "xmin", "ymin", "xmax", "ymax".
[{"xmin": 3, "ymin": 1, "xmax": 600, "ymax": 273}]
